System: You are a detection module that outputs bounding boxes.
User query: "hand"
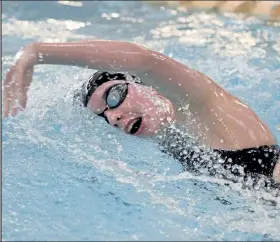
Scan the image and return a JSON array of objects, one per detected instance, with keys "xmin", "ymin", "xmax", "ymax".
[{"xmin": 3, "ymin": 46, "xmax": 37, "ymax": 117}]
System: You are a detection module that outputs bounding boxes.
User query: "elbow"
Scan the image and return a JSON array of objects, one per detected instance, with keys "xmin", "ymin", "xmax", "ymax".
[{"xmin": 16, "ymin": 42, "xmax": 38, "ymax": 66}]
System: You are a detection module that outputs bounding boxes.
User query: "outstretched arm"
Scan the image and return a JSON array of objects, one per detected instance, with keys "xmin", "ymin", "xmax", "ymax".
[
  {"xmin": 29, "ymin": 40, "xmax": 152, "ymax": 72},
  {"xmin": 3, "ymin": 40, "xmax": 153, "ymax": 117},
  {"xmin": 34, "ymin": 40, "xmax": 222, "ymax": 103},
  {"xmin": 3, "ymin": 39, "xmax": 219, "ymax": 117}
]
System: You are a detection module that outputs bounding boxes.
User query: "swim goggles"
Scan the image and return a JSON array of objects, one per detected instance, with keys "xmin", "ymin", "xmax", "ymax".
[
  {"xmin": 97, "ymin": 83, "xmax": 129, "ymax": 123},
  {"xmin": 82, "ymin": 71, "xmax": 144, "ymax": 123}
]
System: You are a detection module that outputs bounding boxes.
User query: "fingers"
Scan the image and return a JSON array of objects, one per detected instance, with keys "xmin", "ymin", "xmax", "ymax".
[
  {"xmin": 10, "ymin": 68, "xmax": 21, "ymax": 116},
  {"xmin": 10, "ymin": 73, "xmax": 20, "ymax": 117},
  {"xmin": 11, "ymin": 67, "xmax": 28, "ymax": 116},
  {"xmin": 3, "ymin": 66, "xmax": 29, "ymax": 117},
  {"xmin": 18, "ymin": 69, "xmax": 32, "ymax": 110},
  {"xmin": 3, "ymin": 67, "xmax": 15, "ymax": 117},
  {"xmin": 3, "ymin": 84, "xmax": 11, "ymax": 117}
]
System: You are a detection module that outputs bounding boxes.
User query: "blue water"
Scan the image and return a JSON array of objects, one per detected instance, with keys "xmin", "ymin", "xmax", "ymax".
[{"xmin": 2, "ymin": 1, "xmax": 280, "ymax": 241}]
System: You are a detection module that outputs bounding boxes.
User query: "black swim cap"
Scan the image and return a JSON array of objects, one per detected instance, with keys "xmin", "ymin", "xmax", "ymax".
[{"xmin": 81, "ymin": 71, "xmax": 144, "ymax": 107}]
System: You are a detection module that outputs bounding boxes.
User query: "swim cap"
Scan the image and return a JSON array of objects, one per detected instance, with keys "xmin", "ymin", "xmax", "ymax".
[{"xmin": 81, "ymin": 71, "xmax": 144, "ymax": 107}]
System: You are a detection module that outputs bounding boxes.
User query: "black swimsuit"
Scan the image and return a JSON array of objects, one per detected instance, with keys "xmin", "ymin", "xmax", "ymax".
[
  {"xmin": 214, "ymin": 145, "xmax": 279, "ymax": 177},
  {"xmin": 158, "ymin": 127, "xmax": 280, "ymax": 187}
]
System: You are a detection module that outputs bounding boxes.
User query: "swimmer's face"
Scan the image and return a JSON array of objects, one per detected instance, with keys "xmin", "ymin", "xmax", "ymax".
[{"xmin": 87, "ymin": 80, "xmax": 175, "ymax": 137}]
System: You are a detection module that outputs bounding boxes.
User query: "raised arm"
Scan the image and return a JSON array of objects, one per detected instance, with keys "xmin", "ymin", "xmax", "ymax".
[
  {"xmin": 30, "ymin": 40, "xmax": 151, "ymax": 72},
  {"xmin": 3, "ymin": 40, "xmax": 153, "ymax": 117},
  {"xmin": 4, "ymin": 39, "xmax": 197, "ymax": 117}
]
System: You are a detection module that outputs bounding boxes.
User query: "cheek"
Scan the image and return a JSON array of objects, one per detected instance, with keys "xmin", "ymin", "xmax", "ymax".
[
  {"xmin": 127, "ymin": 86, "xmax": 171, "ymax": 117},
  {"xmin": 145, "ymin": 96, "xmax": 167, "ymax": 114},
  {"xmin": 125, "ymin": 93, "xmax": 149, "ymax": 111},
  {"xmin": 134, "ymin": 98, "xmax": 156, "ymax": 114}
]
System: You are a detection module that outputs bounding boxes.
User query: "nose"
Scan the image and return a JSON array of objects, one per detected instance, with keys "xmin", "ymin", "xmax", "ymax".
[{"xmin": 105, "ymin": 109, "xmax": 123, "ymax": 127}]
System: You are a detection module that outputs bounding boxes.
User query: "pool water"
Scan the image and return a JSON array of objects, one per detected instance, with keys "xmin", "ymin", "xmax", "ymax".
[{"xmin": 2, "ymin": 1, "xmax": 280, "ymax": 241}]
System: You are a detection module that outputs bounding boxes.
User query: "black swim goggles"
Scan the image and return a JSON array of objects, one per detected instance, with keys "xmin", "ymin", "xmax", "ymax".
[
  {"xmin": 82, "ymin": 71, "xmax": 144, "ymax": 123},
  {"xmin": 98, "ymin": 83, "xmax": 129, "ymax": 123}
]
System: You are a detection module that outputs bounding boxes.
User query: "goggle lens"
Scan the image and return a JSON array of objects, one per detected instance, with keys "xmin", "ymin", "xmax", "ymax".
[{"xmin": 106, "ymin": 84, "xmax": 128, "ymax": 109}]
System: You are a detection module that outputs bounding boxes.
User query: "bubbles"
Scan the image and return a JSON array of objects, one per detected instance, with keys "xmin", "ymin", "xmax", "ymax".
[{"xmin": 2, "ymin": 1, "xmax": 280, "ymax": 240}]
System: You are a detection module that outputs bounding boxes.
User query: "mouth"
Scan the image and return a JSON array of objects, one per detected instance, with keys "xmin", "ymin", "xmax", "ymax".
[{"xmin": 128, "ymin": 117, "xmax": 142, "ymax": 135}]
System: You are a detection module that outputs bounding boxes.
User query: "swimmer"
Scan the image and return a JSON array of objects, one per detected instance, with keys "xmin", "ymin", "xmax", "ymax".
[{"xmin": 3, "ymin": 40, "xmax": 280, "ymax": 185}]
